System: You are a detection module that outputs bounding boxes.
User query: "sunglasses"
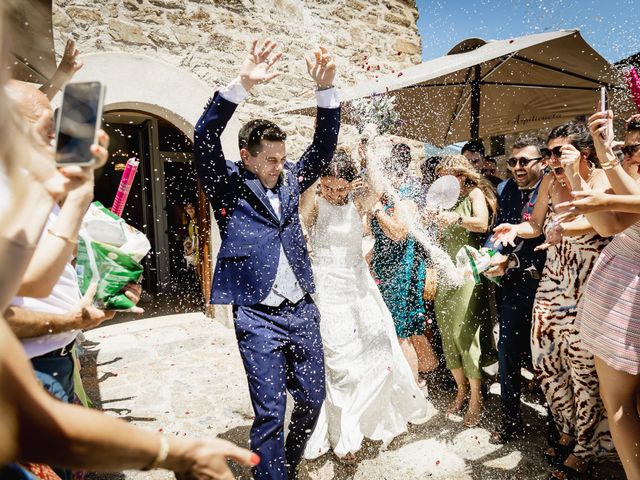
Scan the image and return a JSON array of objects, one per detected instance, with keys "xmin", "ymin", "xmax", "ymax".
[
  {"xmin": 507, "ymin": 156, "xmax": 543, "ymax": 168},
  {"xmin": 621, "ymin": 143, "xmax": 640, "ymax": 157},
  {"xmin": 540, "ymin": 146, "xmax": 563, "ymax": 158}
]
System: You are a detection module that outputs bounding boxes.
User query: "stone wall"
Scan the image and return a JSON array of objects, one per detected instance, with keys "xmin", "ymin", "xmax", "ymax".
[{"xmin": 52, "ymin": 0, "xmax": 424, "ymax": 160}]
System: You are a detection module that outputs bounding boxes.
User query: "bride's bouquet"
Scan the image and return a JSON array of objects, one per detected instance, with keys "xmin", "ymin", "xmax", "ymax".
[{"xmin": 351, "ymin": 93, "xmax": 401, "ymax": 135}]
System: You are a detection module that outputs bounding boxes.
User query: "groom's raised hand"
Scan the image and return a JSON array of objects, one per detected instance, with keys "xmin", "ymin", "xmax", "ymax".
[
  {"xmin": 239, "ymin": 39, "xmax": 283, "ymax": 92},
  {"xmin": 305, "ymin": 46, "xmax": 336, "ymax": 90}
]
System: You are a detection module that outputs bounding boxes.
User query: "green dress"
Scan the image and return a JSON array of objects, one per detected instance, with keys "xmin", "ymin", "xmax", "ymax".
[
  {"xmin": 434, "ymin": 196, "xmax": 496, "ymax": 379},
  {"xmin": 371, "ymin": 185, "xmax": 427, "ymax": 339}
]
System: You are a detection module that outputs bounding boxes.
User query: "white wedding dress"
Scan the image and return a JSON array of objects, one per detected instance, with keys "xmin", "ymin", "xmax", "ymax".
[{"xmin": 304, "ymin": 197, "xmax": 434, "ymax": 460}]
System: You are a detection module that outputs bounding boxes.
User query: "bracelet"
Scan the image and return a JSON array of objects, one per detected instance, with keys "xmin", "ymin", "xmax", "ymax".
[
  {"xmin": 143, "ymin": 436, "xmax": 170, "ymax": 471},
  {"xmin": 47, "ymin": 229, "xmax": 78, "ymax": 245},
  {"xmin": 599, "ymin": 157, "xmax": 619, "ymax": 170},
  {"xmin": 316, "ymin": 84, "xmax": 334, "ymax": 91}
]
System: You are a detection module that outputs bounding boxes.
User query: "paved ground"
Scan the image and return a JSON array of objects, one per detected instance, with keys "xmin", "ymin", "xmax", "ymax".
[{"xmin": 80, "ymin": 312, "xmax": 624, "ymax": 480}]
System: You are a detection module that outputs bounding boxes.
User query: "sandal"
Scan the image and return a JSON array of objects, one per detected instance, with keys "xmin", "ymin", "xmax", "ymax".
[
  {"xmin": 543, "ymin": 435, "xmax": 574, "ymax": 466},
  {"xmin": 543, "ymin": 446, "xmax": 567, "ymax": 467},
  {"xmin": 489, "ymin": 424, "xmax": 523, "ymax": 445},
  {"xmin": 547, "ymin": 464, "xmax": 590, "ymax": 480},
  {"xmin": 463, "ymin": 406, "xmax": 483, "ymax": 427},
  {"xmin": 446, "ymin": 389, "xmax": 469, "ymax": 416}
]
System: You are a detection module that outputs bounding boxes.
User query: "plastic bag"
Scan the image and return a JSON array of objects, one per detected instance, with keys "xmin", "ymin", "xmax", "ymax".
[
  {"xmin": 455, "ymin": 246, "xmax": 502, "ymax": 285},
  {"xmin": 76, "ymin": 202, "xmax": 151, "ymax": 310}
]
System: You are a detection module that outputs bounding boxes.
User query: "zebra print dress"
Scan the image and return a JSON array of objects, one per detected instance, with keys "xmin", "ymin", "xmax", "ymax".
[{"xmin": 530, "ymin": 218, "xmax": 614, "ymax": 461}]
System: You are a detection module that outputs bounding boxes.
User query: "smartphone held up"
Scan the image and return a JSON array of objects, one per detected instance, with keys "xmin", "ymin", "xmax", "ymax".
[
  {"xmin": 598, "ymin": 86, "xmax": 610, "ymax": 143},
  {"xmin": 55, "ymin": 81, "xmax": 106, "ymax": 167}
]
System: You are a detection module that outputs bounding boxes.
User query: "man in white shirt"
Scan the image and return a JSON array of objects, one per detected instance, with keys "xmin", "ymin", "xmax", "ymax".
[{"xmin": 4, "ymin": 81, "xmax": 142, "ymax": 405}]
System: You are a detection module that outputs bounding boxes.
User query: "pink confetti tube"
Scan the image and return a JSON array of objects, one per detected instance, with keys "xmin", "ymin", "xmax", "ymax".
[
  {"xmin": 111, "ymin": 157, "xmax": 139, "ymax": 217},
  {"xmin": 625, "ymin": 66, "xmax": 640, "ymax": 113}
]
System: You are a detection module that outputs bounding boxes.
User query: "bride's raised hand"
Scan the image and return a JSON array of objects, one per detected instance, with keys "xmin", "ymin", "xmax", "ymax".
[{"xmin": 349, "ymin": 178, "xmax": 367, "ymax": 193}]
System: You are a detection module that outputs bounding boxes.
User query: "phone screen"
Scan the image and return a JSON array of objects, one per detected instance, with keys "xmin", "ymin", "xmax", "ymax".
[{"xmin": 55, "ymin": 82, "xmax": 103, "ymax": 165}]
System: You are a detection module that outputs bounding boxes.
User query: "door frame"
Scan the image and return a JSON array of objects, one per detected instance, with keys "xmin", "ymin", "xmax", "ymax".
[{"xmin": 102, "ymin": 112, "xmax": 211, "ymax": 300}]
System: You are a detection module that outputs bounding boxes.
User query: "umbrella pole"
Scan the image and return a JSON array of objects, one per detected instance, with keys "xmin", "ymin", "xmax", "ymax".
[{"xmin": 470, "ymin": 64, "xmax": 481, "ymax": 140}]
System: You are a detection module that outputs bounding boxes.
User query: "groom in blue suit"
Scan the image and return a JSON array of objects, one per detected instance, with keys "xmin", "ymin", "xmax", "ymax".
[{"xmin": 193, "ymin": 40, "xmax": 340, "ymax": 479}]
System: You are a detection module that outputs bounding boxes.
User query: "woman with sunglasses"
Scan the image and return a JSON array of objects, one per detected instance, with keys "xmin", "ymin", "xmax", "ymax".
[
  {"xmin": 492, "ymin": 122, "xmax": 614, "ymax": 480},
  {"xmin": 557, "ymin": 113, "xmax": 640, "ymax": 480}
]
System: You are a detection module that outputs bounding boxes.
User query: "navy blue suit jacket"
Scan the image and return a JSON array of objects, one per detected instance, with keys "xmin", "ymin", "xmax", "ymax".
[
  {"xmin": 193, "ymin": 93, "xmax": 340, "ymax": 306},
  {"xmin": 485, "ymin": 178, "xmax": 546, "ymax": 278}
]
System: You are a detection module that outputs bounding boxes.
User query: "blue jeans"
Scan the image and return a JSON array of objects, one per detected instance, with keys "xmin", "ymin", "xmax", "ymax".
[
  {"xmin": 31, "ymin": 350, "xmax": 75, "ymax": 402},
  {"xmin": 233, "ymin": 295, "xmax": 326, "ymax": 480}
]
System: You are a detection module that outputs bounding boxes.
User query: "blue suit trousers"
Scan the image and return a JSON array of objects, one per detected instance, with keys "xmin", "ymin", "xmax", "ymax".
[
  {"xmin": 498, "ymin": 271, "xmax": 538, "ymax": 428},
  {"xmin": 233, "ymin": 295, "xmax": 326, "ymax": 480}
]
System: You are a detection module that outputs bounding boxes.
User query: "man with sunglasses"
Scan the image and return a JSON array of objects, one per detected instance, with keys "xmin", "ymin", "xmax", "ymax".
[{"xmin": 484, "ymin": 135, "xmax": 547, "ymax": 444}]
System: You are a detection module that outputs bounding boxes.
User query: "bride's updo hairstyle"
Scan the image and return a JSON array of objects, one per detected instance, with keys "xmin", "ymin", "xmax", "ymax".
[{"xmin": 322, "ymin": 146, "xmax": 358, "ymax": 182}]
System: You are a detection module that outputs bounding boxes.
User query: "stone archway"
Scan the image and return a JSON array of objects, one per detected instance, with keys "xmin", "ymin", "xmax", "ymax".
[
  {"xmin": 64, "ymin": 52, "xmax": 235, "ymax": 319},
  {"xmin": 51, "ymin": 51, "xmax": 240, "ymax": 155}
]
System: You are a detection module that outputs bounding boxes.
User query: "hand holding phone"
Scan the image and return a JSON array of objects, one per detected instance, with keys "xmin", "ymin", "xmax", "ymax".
[{"xmin": 55, "ymin": 81, "xmax": 106, "ymax": 167}]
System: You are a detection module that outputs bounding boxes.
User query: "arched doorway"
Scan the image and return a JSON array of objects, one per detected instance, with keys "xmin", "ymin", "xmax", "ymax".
[
  {"xmin": 61, "ymin": 52, "xmax": 241, "ymax": 312},
  {"xmin": 95, "ymin": 111, "xmax": 210, "ymax": 308}
]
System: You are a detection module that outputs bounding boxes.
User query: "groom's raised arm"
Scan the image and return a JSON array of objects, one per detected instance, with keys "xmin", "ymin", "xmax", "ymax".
[
  {"xmin": 293, "ymin": 47, "xmax": 341, "ymax": 193},
  {"xmin": 193, "ymin": 40, "xmax": 284, "ymax": 207},
  {"xmin": 193, "ymin": 88, "xmax": 240, "ymax": 209}
]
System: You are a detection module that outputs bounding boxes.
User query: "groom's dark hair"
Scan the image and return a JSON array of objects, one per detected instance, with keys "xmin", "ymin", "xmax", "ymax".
[{"xmin": 239, "ymin": 119, "xmax": 287, "ymax": 155}]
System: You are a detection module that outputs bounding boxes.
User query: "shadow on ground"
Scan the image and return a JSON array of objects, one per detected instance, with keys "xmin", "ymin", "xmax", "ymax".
[{"xmin": 78, "ymin": 306, "xmax": 625, "ymax": 480}]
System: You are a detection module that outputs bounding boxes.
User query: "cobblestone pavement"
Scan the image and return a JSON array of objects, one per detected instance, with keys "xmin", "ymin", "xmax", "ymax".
[{"xmin": 80, "ymin": 313, "xmax": 624, "ymax": 480}]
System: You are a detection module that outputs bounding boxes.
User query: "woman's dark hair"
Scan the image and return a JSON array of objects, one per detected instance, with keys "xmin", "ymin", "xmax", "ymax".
[
  {"xmin": 548, "ymin": 121, "xmax": 597, "ymax": 165},
  {"xmin": 322, "ymin": 147, "xmax": 358, "ymax": 182},
  {"xmin": 461, "ymin": 139, "xmax": 485, "ymax": 156},
  {"xmin": 420, "ymin": 156, "xmax": 441, "ymax": 185},
  {"xmin": 627, "ymin": 118, "xmax": 640, "ymax": 133},
  {"xmin": 390, "ymin": 143, "xmax": 412, "ymax": 170}
]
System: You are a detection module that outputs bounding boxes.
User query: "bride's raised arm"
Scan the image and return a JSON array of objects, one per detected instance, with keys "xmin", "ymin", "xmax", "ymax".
[{"xmin": 299, "ymin": 179, "xmax": 320, "ymax": 229}]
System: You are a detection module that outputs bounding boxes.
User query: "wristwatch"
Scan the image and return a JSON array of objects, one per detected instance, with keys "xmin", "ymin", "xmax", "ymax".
[{"xmin": 456, "ymin": 214, "xmax": 464, "ymax": 226}]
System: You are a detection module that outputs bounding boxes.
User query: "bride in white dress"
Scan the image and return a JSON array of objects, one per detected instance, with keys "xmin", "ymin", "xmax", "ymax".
[{"xmin": 300, "ymin": 148, "xmax": 434, "ymax": 462}]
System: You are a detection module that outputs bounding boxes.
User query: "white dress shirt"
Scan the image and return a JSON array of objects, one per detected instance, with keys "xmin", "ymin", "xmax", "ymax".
[
  {"xmin": 218, "ymin": 78, "xmax": 339, "ymax": 306},
  {"xmin": 12, "ymin": 205, "xmax": 82, "ymax": 358}
]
